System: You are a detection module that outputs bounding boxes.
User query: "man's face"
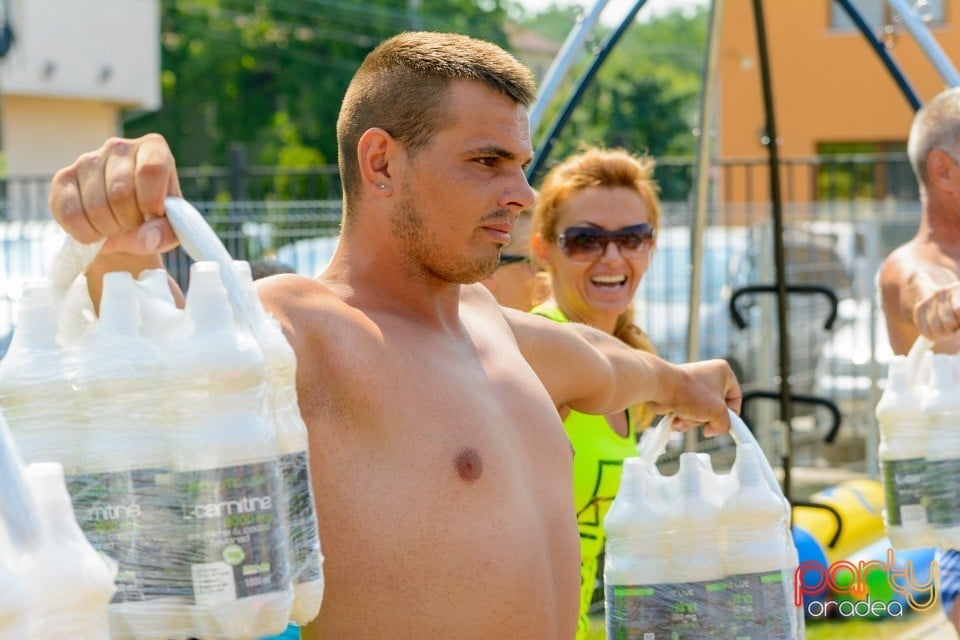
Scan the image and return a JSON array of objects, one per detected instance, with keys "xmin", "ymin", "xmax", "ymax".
[{"xmin": 390, "ymin": 81, "xmax": 535, "ymax": 285}]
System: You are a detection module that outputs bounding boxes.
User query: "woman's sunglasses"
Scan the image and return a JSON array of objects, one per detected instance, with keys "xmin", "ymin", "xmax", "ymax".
[{"xmin": 557, "ymin": 223, "xmax": 656, "ymax": 261}]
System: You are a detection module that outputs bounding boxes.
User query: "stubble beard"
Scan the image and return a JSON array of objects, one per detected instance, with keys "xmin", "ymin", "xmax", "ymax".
[{"xmin": 391, "ymin": 192, "xmax": 500, "ymax": 284}]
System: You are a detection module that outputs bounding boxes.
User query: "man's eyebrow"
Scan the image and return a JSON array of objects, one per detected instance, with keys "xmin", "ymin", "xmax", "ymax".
[
  {"xmin": 468, "ymin": 145, "xmax": 516, "ymax": 159},
  {"xmin": 468, "ymin": 145, "xmax": 534, "ymax": 165}
]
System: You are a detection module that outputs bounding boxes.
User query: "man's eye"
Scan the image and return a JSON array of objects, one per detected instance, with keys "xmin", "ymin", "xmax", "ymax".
[{"xmin": 476, "ymin": 157, "xmax": 497, "ymax": 167}]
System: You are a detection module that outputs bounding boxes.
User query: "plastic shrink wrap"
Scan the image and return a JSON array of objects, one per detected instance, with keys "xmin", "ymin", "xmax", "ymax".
[
  {"xmin": 604, "ymin": 410, "xmax": 803, "ymax": 639},
  {"xmin": 0, "ymin": 197, "xmax": 324, "ymax": 639},
  {"xmin": 1, "ymin": 411, "xmax": 115, "ymax": 639}
]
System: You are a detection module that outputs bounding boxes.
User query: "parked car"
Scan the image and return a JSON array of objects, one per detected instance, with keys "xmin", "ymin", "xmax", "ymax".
[
  {"xmin": 634, "ymin": 225, "xmax": 855, "ymax": 393},
  {"xmin": 272, "ymin": 235, "xmax": 340, "ymax": 278},
  {"xmin": 813, "ymin": 297, "xmax": 893, "ymax": 417},
  {"xmin": 633, "ymin": 226, "xmax": 746, "ymax": 369}
]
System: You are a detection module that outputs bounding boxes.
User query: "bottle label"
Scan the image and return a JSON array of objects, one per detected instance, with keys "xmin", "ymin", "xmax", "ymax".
[
  {"xmin": 722, "ymin": 570, "xmax": 796, "ymax": 639},
  {"xmin": 881, "ymin": 458, "xmax": 928, "ymax": 526},
  {"xmin": 925, "ymin": 458, "xmax": 960, "ymax": 527},
  {"xmin": 159, "ymin": 460, "xmax": 289, "ymax": 604},
  {"xmin": 67, "ymin": 469, "xmax": 158, "ymax": 603},
  {"xmin": 280, "ymin": 451, "xmax": 323, "ymax": 583},
  {"xmin": 605, "ymin": 579, "xmax": 726, "ymax": 639}
]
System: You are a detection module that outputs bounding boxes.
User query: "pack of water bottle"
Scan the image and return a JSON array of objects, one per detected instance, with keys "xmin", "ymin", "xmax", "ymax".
[
  {"xmin": 0, "ymin": 198, "xmax": 324, "ymax": 639},
  {"xmin": 1, "ymin": 407, "xmax": 117, "ymax": 639},
  {"xmin": 876, "ymin": 337, "xmax": 960, "ymax": 551},
  {"xmin": 604, "ymin": 410, "xmax": 804, "ymax": 639}
]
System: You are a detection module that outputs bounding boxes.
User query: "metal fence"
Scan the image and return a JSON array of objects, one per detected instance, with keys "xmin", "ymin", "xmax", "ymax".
[{"xmin": 0, "ymin": 153, "xmax": 917, "ymax": 482}]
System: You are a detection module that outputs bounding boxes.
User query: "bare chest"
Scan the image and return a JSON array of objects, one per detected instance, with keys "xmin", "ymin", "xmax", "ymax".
[{"xmin": 297, "ymin": 325, "xmax": 580, "ymax": 636}]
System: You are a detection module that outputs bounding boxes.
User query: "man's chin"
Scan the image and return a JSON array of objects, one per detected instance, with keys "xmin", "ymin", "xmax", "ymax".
[{"xmin": 426, "ymin": 255, "xmax": 498, "ymax": 285}]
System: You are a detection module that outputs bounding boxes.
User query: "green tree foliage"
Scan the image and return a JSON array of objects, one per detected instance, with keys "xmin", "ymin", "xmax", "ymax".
[
  {"xmin": 124, "ymin": 0, "xmax": 511, "ymax": 173},
  {"xmin": 523, "ymin": 3, "xmax": 707, "ymax": 199},
  {"xmin": 125, "ymin": 0, "xmax": 706, "ymax": 204}
]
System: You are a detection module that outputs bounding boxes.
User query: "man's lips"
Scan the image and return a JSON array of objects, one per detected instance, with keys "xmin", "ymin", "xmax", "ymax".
[{"xmin": 481, "ymin": 221, "xmax": 514, "ymax": 244}]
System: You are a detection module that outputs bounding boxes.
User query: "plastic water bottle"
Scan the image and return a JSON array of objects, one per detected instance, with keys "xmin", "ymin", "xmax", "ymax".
[
  {"xmin": 608, "ymin": 453, "xmax": 725, "ymax": 638},
  {"xmin": 0, "ymin": 551, "xmax": 27, "ymax": 639},
  {"xmin": 136, "ymin": 268, "xmax": 184, "ymax": 345},
  {"xmin": 233, "ymin": 261, "xmax": 323, "ymax": 625},
  {"xmin": 0, "ymin": 280, "xmax": 81, "ymax": 466},
  {"xmin": 720, "ymin": 444, "xmax": 799, "ymax": 640},
  {"xmin": 165, "ymin": 261, "xmax": 292, "ymax": 638},
  {"xmin": 75, "ymin": 271, "xmax": 182, "ymax": 639},
  {"xmin": 0, "ymin": 450, "xmax": 29, "ymax": 640},
  {"xmin": 876, "ymin": 355, "xmax": 936, "ymax": 549},
  {"xmin": 58, "ymin": 273, "xmax": 97, "ymax": 346},
  {"xmin": 922, "ymin": 354, "xmax": 960, "ymax": 548},
  {"xmin": 662, "ymin": 453, "xmax": 725, "ymax": 639},
  {"xmin": 603, "ymin": 458, "xmax": 669, "ymax": 637},
  {"xmin": 22, "ymin": 462, "xmax": 116, "ymax": 640}
]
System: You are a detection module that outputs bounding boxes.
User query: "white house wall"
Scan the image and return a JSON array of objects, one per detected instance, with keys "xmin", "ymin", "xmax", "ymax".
[
  {"xmin": 1, "ymin": 95, "xmax": 118, "ymax": 175},
  {"xmin": 0, "ymin": 0, "xmax": 160, "ymax": 177}
]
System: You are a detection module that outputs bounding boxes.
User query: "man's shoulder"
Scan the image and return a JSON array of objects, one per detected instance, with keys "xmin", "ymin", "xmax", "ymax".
[
  {"xmin": 881, "ymin": 238, "xmax": 960, "ymax": 288},
  {"xmin": 256, "ymin": 273, "xmax": 348, "ymax": 328},
  {"xmin": 257, "ymin": 272, "xmax": 334, "ymax": 302},
  {"xmin": 878, "ymin": 240, "xmax": 931, "ymax": 287}
]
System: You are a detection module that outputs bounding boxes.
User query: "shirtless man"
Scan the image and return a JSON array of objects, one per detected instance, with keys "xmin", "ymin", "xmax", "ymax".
[
  {"xmin": 880, "ymin": 87, "xmax": 960, "ymax": 353},
  {"xmin": 49, "ymin": 32, "xmax": 740, "ymax": 640},
  {"xmin": 878, "ymin": 86, "xmax": 960, "ymax": 632}
]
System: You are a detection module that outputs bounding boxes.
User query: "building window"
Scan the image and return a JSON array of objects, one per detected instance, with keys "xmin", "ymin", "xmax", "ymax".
[
  {"xmin": 830, "ymin": 0, "xmax": 945, "ymax": 31},
  {"xmin": 815, "ymin": 141, "xmax": 917, "ymax": 200}
]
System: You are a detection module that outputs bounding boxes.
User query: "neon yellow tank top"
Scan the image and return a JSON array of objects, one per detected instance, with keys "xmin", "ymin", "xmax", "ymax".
[{"xmin": 531, "ymin": 302, "xmax": 642, "ymax": 638}]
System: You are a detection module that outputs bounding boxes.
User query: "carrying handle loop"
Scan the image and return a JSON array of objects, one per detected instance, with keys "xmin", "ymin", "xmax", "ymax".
[
  {"xmin": 0, "ymin": 413, "xmax": 39, "ymax": 551},
  {"xmin": 906, "ymin": 336, "xmax": 933, "ymax": 390},
  {"xmin": 639, "ymin": 409, "xmax": 785, "ymax": 501},
  {"xmin": 44, "ymin": 196, "xmax": 262, "ymax": 333}
]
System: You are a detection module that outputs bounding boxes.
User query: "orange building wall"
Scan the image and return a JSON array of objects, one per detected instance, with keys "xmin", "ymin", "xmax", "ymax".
[{"xmin": 717, "ymin": 0, "xmax": 960, "ymax": 201}]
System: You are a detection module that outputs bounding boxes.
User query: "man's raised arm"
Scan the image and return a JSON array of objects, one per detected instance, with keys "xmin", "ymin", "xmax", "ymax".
[
  {"xmin": 504, "ymin": 307, "xmax": 741, "ymax": 437},
  {"xmin": 48, "ymin": 134, "xmax": 185, "ymax": 307},
  {"xmin": 879, "ymin": 249, "xmax": 960, "ymax": 354}
]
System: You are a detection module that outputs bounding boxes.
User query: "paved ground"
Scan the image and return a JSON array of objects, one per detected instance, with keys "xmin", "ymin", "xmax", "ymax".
[{"xmin": 897, "ymin": 611, "xmax": 957, "ymax": 640}]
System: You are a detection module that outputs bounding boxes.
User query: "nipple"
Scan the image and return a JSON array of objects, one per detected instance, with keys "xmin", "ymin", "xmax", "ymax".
[{"xmin": 454, "ymin": 447, "xmax": 483, "ymax": 483}]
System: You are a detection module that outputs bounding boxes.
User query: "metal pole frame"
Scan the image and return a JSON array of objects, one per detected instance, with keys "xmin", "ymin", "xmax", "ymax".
[
  {"xmin": 833, "ymin": 0, "xmax": 921, "ymax": 110},
  {"xmin": 527, "ymin": 0, "xmax": 650, "ymax": 181},
  {"xmin": 528, "ymin": 0, "xmax": 613, "ymax": 135}
]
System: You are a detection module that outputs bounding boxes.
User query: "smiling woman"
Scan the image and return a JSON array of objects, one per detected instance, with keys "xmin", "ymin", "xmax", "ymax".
[{"xmin": 529, "ymin": 145, "xmax": 662, "ymax": 639}]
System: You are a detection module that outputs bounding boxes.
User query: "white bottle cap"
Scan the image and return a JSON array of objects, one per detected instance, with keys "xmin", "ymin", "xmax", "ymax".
[
  {"xmin": 98, "ymin": 272, "xmax": 141, "ymax": 333},
  {"xmin": 186, "ymin": 261, "xmax": 233, "ymax": 326},
  {"xmin": 13, "ymin": 280, "xmax": 57, "ymax": 344},
  {"xmin": 885, "ymin": 355, "xmax": 909, "ymax": 388}
]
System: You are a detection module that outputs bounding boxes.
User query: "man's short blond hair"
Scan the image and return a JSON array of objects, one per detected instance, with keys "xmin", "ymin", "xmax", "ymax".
[{"xmin": 336, "ymin": 32, "xmax": 537, "ymax": 219}]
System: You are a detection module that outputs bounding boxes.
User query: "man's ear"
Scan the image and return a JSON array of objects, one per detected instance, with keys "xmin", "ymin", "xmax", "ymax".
[
  {"xmin": 357, "ymin": 127, "xmax": 396, "ymax": 193},
  {"xmin": 926, "ymin": 149, "xmax": 959, "ymax": 193}
]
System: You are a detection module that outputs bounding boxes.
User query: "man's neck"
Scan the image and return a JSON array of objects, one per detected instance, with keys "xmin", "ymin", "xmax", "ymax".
[
  {"xmin": 920, "ymin": 195, "xmax": 960, "ymax": 252},
  {"xmin": 323, "ymin": 231, "xmax": 465, "ymax": 328}
]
